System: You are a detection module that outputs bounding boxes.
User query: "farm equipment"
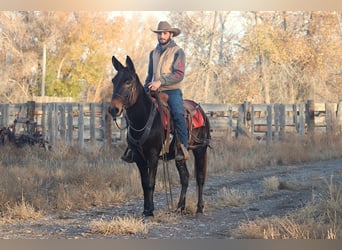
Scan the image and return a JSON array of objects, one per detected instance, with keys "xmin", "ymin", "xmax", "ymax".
[{"xmin": 0, "ymin": 117, "xmax": 50, "ymax": 149}]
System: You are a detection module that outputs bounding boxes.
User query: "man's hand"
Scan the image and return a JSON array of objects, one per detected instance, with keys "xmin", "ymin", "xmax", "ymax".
[{"xmin": 148, "ymin": 80, "xmax": 162, "ymax": 91}]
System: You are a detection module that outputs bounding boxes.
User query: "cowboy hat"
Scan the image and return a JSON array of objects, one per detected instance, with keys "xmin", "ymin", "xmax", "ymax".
[{"xmin": 151, "ymin": 21, "xmax": 181, "ymax": 37}]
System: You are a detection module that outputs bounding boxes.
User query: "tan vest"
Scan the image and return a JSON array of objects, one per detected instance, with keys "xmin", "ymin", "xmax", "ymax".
[{"xmin": 152, "ymin": 45, "xmax": 182, "ymax": 91}]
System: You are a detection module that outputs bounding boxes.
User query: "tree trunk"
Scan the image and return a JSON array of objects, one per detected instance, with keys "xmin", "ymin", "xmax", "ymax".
[{"xmin": 204, "ymin": 11, "xmax": 218, "ymax": 102}]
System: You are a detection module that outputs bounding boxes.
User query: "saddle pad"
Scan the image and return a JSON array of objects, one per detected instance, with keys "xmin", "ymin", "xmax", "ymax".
[
  {"xmin": 151, "ymin": 98, "xmax": 169, "ymax": 129},
  {"xmin": 152, "ymin": 97, "xmax": 205, "ymax": 130},
  {"xmin": 183, "ymin": 99, "xmax": 205, "ymax": 129},
  {"xmin": 191, "ymin": 108, "xmax": 205, "ymax": 128}
]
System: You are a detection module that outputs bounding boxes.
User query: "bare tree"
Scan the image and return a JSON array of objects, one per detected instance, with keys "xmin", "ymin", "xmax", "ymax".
[{"xmin": 168, "ymin": 11, "xmax": 236, "ymax": 103}]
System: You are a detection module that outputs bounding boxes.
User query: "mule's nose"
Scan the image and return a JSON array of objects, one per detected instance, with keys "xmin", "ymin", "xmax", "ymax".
[{"xmin": 108, "ymin": 106, "xmax": 119, "ymax": 118}]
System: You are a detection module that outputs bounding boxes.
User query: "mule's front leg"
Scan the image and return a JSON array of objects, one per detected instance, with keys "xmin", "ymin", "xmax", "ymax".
[
  {"xmin": 137, "ymin": 159, "xmax": 158, "ymax": 217},
  {"xmin": 175, "ymin": 160, "xmax": 189, "ymax": 213}
]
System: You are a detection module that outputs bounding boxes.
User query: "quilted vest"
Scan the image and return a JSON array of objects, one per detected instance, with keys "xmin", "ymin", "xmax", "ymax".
[{"xmin": 152, "ymin": 45, "xmax": 182, "ymax": 91}]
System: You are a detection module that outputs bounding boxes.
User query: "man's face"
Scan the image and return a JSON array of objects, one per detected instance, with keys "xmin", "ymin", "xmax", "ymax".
[{"xmin": 157, "ymin": 31, "xmax": 172, "ymax": 45}]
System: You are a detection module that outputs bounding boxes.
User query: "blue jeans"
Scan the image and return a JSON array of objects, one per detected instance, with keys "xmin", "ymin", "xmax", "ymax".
[{"xmin": 163, "ymin": 89, "xmax": 188, "ymax": 149}]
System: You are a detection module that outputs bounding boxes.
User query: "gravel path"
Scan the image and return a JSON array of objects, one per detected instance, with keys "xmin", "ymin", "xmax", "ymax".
[{"xmin": 0, "ymin": 158, "xmax": 341, "ymax": 239}]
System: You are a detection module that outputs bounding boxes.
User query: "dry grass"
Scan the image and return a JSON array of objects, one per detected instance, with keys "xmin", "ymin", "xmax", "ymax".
[
  {"xmin": 0, "ymin": 196, "xmax": 45, "ymax": 224},
  {"xmin": 209, "ymin": 132, "xmax": 342, "ymax": 174},
  {"xmin": 0, "ymin": 132, "xmax": 342, "ymax": 239},
  {"xmin": 233, "ymin": 176, "xmax": 342, "ymax": 239},
  {"xmin": 89, "ymin": 215, "xmax": 147, "ymax": 235},
  {"xmin": 233, "ymin": 216, "xmax": 337, "ymax": 239},
  {"xmin": 216, "ymin": 187, "xmax": 254, "ymax": 207},
  {"xmin": 0, "ymin": 143, "xmax": 143, "ymax": 214},
  {"xmin": 263, "ymin": 176, "xmax": 280, "ymax": 195},
  {"xmin": 152, "ymin": 209, "xmax": 182, "ymax": 223}
]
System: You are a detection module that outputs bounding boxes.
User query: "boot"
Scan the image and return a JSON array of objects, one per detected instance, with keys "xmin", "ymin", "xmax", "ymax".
[
  {"xmin": 175, "ymin": 144, "xmax": 189, "ymax": 161},
  {"xmin": 121, "ymin": 148, "xmax": 135, "ymax": 163},
  {"xmin": 175, "ymin": 150, "xmax": 185, "ymax": 161}
]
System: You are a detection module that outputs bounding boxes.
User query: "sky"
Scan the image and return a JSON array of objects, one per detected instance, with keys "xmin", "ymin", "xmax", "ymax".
[
  {"xmin": 108, "ymin": 11, "xmax": 245, "ymax": 36},
  {"xmin": 108, "ymin": 11, "xmax": 168, "ymax": 21}
]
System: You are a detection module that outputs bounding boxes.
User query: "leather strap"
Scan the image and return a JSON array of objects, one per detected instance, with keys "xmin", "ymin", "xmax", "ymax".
[{"xmin": 127, "ymin": 103, "xmax": 158, "ymax": 148}]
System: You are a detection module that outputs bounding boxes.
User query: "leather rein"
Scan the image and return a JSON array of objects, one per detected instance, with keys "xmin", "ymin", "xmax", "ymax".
[{"xmin": 126, "ymin": 100, "xmax": 157, "ymax": 148}]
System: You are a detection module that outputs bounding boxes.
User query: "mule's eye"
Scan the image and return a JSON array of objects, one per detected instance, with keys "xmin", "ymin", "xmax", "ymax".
[{"xmin": 124, "ymin": 80, "xmax": 132, "ymax": 86}]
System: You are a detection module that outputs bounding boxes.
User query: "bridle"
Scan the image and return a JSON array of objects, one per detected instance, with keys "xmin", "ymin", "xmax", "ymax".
[{"xmin": 111, "ymin": 75, "xmax": 139, "ymax": 130}]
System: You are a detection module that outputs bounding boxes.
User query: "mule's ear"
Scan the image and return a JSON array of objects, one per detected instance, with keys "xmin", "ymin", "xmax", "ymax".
[
  {"xmin": 112, "ymin": 56, "xmax": 124, "ymax": 71},
  {"xmin": 126, "ymin": 56, "xmax": 136, "ymax": 73}
]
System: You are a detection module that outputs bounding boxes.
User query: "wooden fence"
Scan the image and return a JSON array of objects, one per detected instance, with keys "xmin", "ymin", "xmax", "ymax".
[
  {"xmin": 1, "ymin": 100, "xmax": 342, "ymax": 147},
  {"xmin": 205, "ymin": 100, "xmax": 342, "ymax": 143}
]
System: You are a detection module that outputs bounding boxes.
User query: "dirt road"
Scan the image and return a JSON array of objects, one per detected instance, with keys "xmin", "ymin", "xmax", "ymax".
[{"xmin": 0, "ymin": 158, "xmax": 341, "ymax": 239}]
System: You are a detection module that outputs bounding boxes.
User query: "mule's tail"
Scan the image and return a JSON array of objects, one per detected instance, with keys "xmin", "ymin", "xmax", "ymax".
[{"xmin": 198, "ymin": 104, "xmax": 212, "ymax": 148}]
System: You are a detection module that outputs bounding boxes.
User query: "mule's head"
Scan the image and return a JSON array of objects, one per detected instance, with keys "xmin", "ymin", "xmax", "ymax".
[{"xmin": 108, "ymin": 56, "xmax": 140, "ymax": 119}]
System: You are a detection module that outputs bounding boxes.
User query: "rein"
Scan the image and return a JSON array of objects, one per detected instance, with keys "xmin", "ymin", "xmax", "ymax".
[
  {"xmin": 126, "ymin": 104, "xmax": 152, "ymax": 133},
  {"xmin": 126, "ymin": 101, "xmax": 157, "ymax": 148},
  {"xmin": 154, "ymin": 92, "xmax": 174, "ymax": 211},
  {"xmin": 113, "ymin": 117, "xmax": 127, "ymax": 130}
]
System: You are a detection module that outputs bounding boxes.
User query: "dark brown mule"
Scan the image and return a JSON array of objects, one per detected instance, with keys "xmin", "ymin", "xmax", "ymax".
[{"xmin": 108, "ymin": 56, "xmax": 211, "ymax": 217}]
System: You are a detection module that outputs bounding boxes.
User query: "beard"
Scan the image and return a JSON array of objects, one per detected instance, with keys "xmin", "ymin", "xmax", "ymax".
[{"xmin": 158, "ymin": 36, "xmax": 171, "ymax": 46}]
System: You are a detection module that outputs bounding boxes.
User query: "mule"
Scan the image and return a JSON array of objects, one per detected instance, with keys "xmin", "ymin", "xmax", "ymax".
[{"xmin": 108, "ymin": 55, "xmax": 211, "ymax": 217}]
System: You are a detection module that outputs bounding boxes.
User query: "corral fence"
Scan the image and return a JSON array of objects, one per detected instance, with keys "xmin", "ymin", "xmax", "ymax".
[{"xmin": 1, "ymin": 100, "xmax": 342, "ymax": 147}]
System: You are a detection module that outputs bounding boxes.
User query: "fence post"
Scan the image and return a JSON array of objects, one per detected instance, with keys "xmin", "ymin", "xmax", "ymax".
[
  {"xmin": 298, "ymin": 104, "xmax": 305, "ymax": 135},
  {"xmin": 105, "ymin": 105, "xmax": 112, "ymax": 147},
  {"xmin": 67, "ymin": 104, "xmax": 74, "ymax": 145},
  {"xmin": 78, "ymin": 103, "xmax": 84, "ymax": 147},
  {"xmin": 266, "ymin": 105, "xmax": 272, "ymax": 144},
  {"xmin": 274, "ymin": 103, "xmax": 279, "ymax": 141},
  {"xmin": 0, "ymin": 104, "xmax": 9, "ymax": 127},
  {"xmin": 236, "ymin": 102, "xmax": 250, "ymax": 138},
  {"xmin": 41, "ymin": 103, "xmax": 47, "ymax": 140},
  {"xmin": 59, "ymin": 104, "xmax": 66, "ymax": 141},
  {"xmin": 54, "ymin": 103, "xmax": 59, "ymax": 143},
  {"xmin": 306, "ymin": 100, "xmax": 315, "ymax": 134},
  {"xmin": 337, "ymin": 99, "xmax": 342, "ymax": 134},
  {"xmin": 279, "ymin": 104, "xmax": 286, "ymax": 140},
  {"xmin": 90, "ymin": 103, "xmax": 96, "ymax": 143},
  {"xmin": 326, "ymin": 102, "xmax": 338, "ymax": 133},
  {"xmin": 250, "ymin": 105, "xmax": 255, "ymax": 138},
  {"xmin": 47, "ymin": 103, "xmax": 56, "ymax": 145},
  {"xmin": 293, "ymin": 104, "xmax": 298, "ymax": 132},
  {"xmin": 235, "ymin": 105, "xmax": 243, "ymax": 138},
  {"xmin": 224, "ymin": 106, "xmax": 231, "ymax": 140},
  {"xmin": 27, "ymin": 101, "xmax": 36, "ymax": 133}
]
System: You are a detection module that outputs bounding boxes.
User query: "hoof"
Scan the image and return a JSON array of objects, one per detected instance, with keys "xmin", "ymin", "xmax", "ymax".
[
  {"xmin": 174, "ymin": 207, "xmax": 185, "ymax": 215},
  {"xmin": 196, "ymin": 207, "xmax": 204, "ymax": 214},
  {"xmin": 142, "ymin": 211, "xmax": 154, "ymax": 218},
  {"xmin": 195, "ymin": 212, "xmax": 204, "ymax": 219}
]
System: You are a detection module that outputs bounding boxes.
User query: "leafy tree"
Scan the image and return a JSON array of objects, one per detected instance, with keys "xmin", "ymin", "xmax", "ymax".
[
  {"xmin": 237, "ymin": 11, "xmax": 342, "ymax": 103},
  {"xmin": 0, "ymin": 11, "xmax": 341, "ymax": 105}
]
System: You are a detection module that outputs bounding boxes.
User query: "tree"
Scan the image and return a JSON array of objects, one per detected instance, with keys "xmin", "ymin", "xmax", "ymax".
[
  {"xmin": 237, "ymin": 11, "xmax": 342, "ymax": 103},
  {"xmin": 0, "ymin": 11, "xmax": 41, "ymax": 102},
  {"xmin": 1, "ymin": 11, "xmax": 340, "ymax": 104},
  {"xmin": 168, "ymin": 11, "xmax": 236, "ymax": 103}
]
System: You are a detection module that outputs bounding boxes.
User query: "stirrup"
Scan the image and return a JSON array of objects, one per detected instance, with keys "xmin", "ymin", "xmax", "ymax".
[{"xmin": 121, "ymin": 148, "xmax": 135, "ymax": 163}]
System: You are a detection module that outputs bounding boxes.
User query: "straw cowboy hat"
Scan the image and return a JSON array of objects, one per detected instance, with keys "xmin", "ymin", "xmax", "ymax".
[{"xmin": 151, "ymin": 21, "xmax": 181, "ymax": 37}]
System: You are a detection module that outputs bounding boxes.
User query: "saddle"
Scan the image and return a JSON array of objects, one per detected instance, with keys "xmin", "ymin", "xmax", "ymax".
[{"xmin": 151, "ymin": 92, "xmax": 205, "ymax": 153}]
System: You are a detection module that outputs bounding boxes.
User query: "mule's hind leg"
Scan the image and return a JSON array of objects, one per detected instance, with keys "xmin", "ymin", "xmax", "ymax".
[
  {"xmin": 175, "ymin": 159, "xmax": 189, "ymax": 213},
  {"xmin": 193, "ymin": 146, "xmax": 208, "ymax": 214}
]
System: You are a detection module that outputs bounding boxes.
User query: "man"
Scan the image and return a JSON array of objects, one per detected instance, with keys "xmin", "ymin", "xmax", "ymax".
[{"xmin": 121, "ymin": 21, "xmax": 188, "ymax": 162}]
